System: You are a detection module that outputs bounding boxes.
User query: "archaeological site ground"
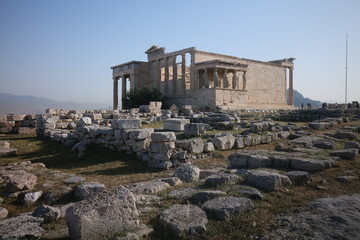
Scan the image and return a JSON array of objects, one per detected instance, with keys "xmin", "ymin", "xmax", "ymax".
[{"xmin": 0, "ymin": 105, "xmax": 359, "ymax": 240}]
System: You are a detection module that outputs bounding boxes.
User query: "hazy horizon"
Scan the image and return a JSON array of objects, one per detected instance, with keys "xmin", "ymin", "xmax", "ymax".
[{"xmin": 1, "ymin": 0, "xmax": 359, "ymax": 104}]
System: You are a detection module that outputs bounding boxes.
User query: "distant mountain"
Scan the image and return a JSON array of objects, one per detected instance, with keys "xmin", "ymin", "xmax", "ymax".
[
  {"xmin": 289, "ymin": 89, "xmax": 323, "ymax": 108},
  {"xmin": 0, "ymin": 93, "xmax": 111, "ymax": 115}
]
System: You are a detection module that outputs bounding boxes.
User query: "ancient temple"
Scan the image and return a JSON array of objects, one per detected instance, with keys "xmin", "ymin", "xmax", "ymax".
[{"xmin": 111, "ymin": 45, "xmax": 295, "ymax": 111}]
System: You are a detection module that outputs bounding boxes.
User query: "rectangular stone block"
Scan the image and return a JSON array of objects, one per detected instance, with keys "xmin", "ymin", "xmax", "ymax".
[
  {"xmin": 13, "ymin": 127, "xmax": 36, "ymax": 134},
  {"xmin": 116, "ymin": 119, "xmax": 141, "ymax": 130},
  {"xmin": 163, "ymin": 118, "xmax": 190, "ymax": 131},
  {"xmin": 129, "ymin": 128, "xmax": 154, "ymax": 140},
  {"xmin": 7, "ymin": 114, "xmax": 26, "ymax": 121},
  {"xmin": 151, "ymin": 132, "xmax": 176, "ymax": 142}
]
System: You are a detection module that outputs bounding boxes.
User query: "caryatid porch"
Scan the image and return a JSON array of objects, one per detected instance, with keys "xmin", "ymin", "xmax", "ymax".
[{"xmin": 194, "ymin": 60, "xmax": 248, "ymax": 90}]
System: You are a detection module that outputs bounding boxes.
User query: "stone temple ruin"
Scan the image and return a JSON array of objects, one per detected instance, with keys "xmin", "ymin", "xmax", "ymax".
[{"xmin": 111, "ymin": 46, "xmax": 295, "ymax": 111}]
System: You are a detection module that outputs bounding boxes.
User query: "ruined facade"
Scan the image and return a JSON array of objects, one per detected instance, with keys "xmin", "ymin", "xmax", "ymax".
[{"xmin": 111, "ymin": 46, "xmax": 295, "ymax": 111}]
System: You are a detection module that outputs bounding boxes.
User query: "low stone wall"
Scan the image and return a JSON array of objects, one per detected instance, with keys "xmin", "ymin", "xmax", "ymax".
[
  {"xmin": 273, "ymin": 109, "xmax": 360, "ymax": 122},
  {"xmin": 0, "ymin": 114, "xmax": 37, "ymax": 134}
]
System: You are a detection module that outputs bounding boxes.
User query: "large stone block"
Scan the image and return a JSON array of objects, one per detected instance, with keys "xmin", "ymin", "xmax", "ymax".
[
  {"xmin": 159, "ymin": 204, "xmax": 207, "ymax": 236},
  {"xmin": 3, "ymin": 170, "xmax": 37, "ymax": 193},
  {"xmin": 184, "ymin": 123, "xmax": 210, "ymax": 137},
  {"xmin": 149, "ymin": 142, "xmax": 175, "ymax": 153},
  {"xmin": 247, "ymin": 170, "xmax": 291, "ymax": 191},
  {"xmin": 228, "ymin": 152, "xmax": 249, "ymax": 168},
  {"xmin": 117, "ymin": 119, "xmax": 142, "ymax": 129},
  {"xmin": 290, "ymin": 158, "xmax": 326, "ymax": 172},
  {"xmin": 176, "ymin": 138, "xmax": 204, "ymax": 153},
  {"xmin": 248, "ymin": 154, "xmax": 273, "ymax": 169},
  {"xmin": 330, "ymin": 149, "xmax": 358, "ymax": 160},
  {"xmin": 174, "ymin": 164, "xmax": 200, "ymax": 182},
  {"xmin": 0, "ymin": 214, "xmax": 44, "ymax": 239},
  {"xmin": 129, "ymin": 128, "xmax": 154, "ymax": 140},
  {"xmin": 151, "ymin": 132, "xmax": 176, "ymax": 142},
  {"xmin": 66, "ymin": 185, "xmax": 139, "ymax": 240},
  {"xmin": 211, "ymin": 134, "xmax": 235, "ymax": 150},
  {"xmin": 163, "ymin": 118, "xmax": 190, "ymax": 131},
  {"xmin": 202, "ymin": 197, "xmax": 254, "ymax": 221}
]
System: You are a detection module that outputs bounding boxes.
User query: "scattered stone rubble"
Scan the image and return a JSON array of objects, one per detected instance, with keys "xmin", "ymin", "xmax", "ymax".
[{"xmin": 0, "ymin": 106, "xmax": 359, "ymax": 239}]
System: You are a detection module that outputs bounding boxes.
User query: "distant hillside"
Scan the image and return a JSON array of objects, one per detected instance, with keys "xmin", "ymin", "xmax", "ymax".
[
  {"xmin": 288, "ymin": 89, "xmax": 323, "ymax": 108},
  {"xmin": 0, "ymin": 93, "xmax": 111, "ymax": 115}
]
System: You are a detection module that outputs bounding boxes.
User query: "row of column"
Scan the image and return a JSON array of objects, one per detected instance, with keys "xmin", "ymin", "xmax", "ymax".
[
  {"xmin": 113, "ymin": 75, "xmax": 129, "ymax": 110},
  {"xmin": 197, "ymin": 68, "xmax": 247, "ymax": 90},
  {"xmin": 151, "ymin": 53, "xmax": 190, "ymax": 97}
]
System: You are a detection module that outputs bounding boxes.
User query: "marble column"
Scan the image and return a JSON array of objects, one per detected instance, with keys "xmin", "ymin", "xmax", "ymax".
[
  {"xmin": 181, "ymin": 54, "xmax": 186, "ymax": 95},
  {"xmin": 164, "ymin": 57, "xmax": 169, "ymax": 96},
  {"xmin": 232, "ymin": 70, "xmax": 238, "ymax": 89},
  {"xmin": 223, "ymin": 69, "xmax": 228, "ymax": 88},
  {"xmin": 157, "ymin": 60, "xmax": 161, "ymax": 91},
  {"xmin": 113, "ymin": 77, "xmax": 119, "ymax": 110},
  {"xmin": 243, "ymin": 72, "xmax": 247, "ymax": 90},
  {"xmin": 289, "ymin": 67, "xmax": 293, "ymax": 105},
  {"xmin": 213, "ymin": 68, "xmax": 219, "ymax": 88},
  {"xmin": 172, "ymin": 56, "xmax": 177, "ymax": 95},
  {"xmin": 204, "ymin": 69, "xmax": 208, "ymax": 88},
  {"xmin": 121, "ymin": 76, "xmax": 126, "ymax": 109}
]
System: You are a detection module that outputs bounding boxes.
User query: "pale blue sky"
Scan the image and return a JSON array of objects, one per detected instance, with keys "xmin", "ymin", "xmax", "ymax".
[{"xmin": 0, "ymin": 0, "xmax": 359, "ymax": 105}]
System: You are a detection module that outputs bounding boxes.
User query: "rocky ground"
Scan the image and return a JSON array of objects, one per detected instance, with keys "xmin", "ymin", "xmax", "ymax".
[{"xmin": 0, "ymin": 117, "xmax": 359, "ymax": 240}]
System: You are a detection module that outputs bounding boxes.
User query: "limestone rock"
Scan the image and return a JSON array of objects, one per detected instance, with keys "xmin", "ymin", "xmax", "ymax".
[
  {"xmin": 74, "ymin": 182, "xmax": 106, "ymax": 200},
  {"xmin": 228, "ymin": 152, "xmax": 249, "ymax": 168},
  {"xmin": 205, "ymin": 174, "xmax": 239, "ymax": 187},
  {"xmin": 290, "ymin": 158, "xmax": 326, "ymax": 172},
  {"xmin": 248, "ymin": 154, "xmax": 273, "ymax": 169},
  {"xmin": 333, "ymin": 130, "xmax": 357, "ymax": 140},
  {"xmin": 184, "ymin": 123, "xmax": 210, "ymax": 137},
  {"xmin": 23, "ymin": 190, "xmax": 43, "ymax": 205},
  {"xmin": 32, "ymin": 204, "xmax": 61, "ymax": 223},
  {"xmin": 211, "ymin": 134, "xmax": 235, "ymax": 150},
  {"xmin": 0, "ymin": 140, "xmax": 10, "ymax": 148},
  {"xmin": 173, "ymin": 164, "xmax": 200, "ymax": 182},
  {"xmin": 0, "ymin": 207, "xmax": 8, "ymax": 220},
  {"xmin": 163, "ymin": 118, "xmax": 190, "ymax": 131},
  {"xmin": 313, "ymin": 139, "xmax": 336, "ymax": 149},
  {"xmin": 3, "ymin": 170, "xmax": 37, "ymax": 193},
  {"xmin": 189, "ymin": 190, "xmax": 227, "ymax": 205},
  {"xmin": 203, "ymin": 142, "xmax": 215, "ymax": 152},
  {"xmin": 0, "ymin": 214, "xmax": 44, "ymax": 239},
  {"xmin": 129, "ymin": 180, "xmax": 170, "ymax": 194},
  {"xmin": 271, "ymin": 194, "xmax": 360, "ymax": 240},
  {"xmin": 129, "ymin": 128, "xmax": 154, "ymax": 140},
  {"xmin": 151, "ymin": 132, "xmax": 176, "ymax": 142},
  {"xmin": 176, "ymin": 138, "xmax": 204, "ymax": 153},
  {"xmin": 284, "ymin": 171, "xmax": 312, "ymax": 185},
  {"xmin": 202, "ymin": 197, "xmax": 254, "ymax": 221},
  {"xmin": 247, "ymin": 170, "xmax": 291, "ymax": 191},
  {"xmin": 344, "ymin": 141, "xmax": 360, "ymax": 150},
  {"xmin": 168, "ymin": 187, "xmax": 198, "ymax": 199},
  {"xmin": 336, "ymin": 176, "xmax": 359, "ymax": 183},
  {"xmin": 63, "ymin": 176, "xmax": 86, "ymax": 184},
  {"xmin": 160, "ymin": 177, "xmax": 182, "ymax": 186},
  {"xmin": 159, "ymin": 204, "xmax": 208, "ymax": 236},
  {"xmin": 230, "ymin": 185, "xmax": 264, "ymax": 200},
  {"xmin": 330, "ymin": 149, "xmax": 358, "ymax": 160},
  {"xmin": 44, "ymin": 186, "xmax": 73, "ymax": 203},
  {"xmin": 66, "ymin": 185, "xmax": 139, "ymax": 240},
  {"xmin": 117, "ymin": 119, "xmax": 142, "ymax": 129},
  {"xmin": 80, "ymin": 117, "xmax": 92, "ymax": 126},
  {"xmin": 0, "ymin": 147, "xmax": 17, "ymax": 157}
]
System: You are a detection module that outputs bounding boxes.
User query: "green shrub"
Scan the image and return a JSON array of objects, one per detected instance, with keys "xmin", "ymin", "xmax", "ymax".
[{"xmin": 122, "ymin": 86, "xmax": 168, "ymax": 109}]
